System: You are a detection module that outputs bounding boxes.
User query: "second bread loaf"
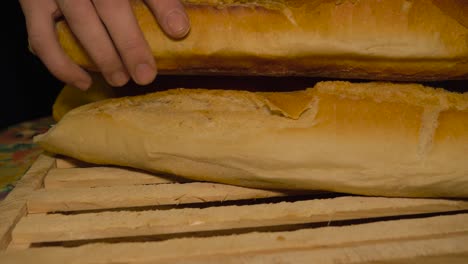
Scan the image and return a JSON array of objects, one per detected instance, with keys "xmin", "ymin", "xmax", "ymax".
[{"xmin": 35, "ymin": 81, "xmax": 468, "ymax": 198}]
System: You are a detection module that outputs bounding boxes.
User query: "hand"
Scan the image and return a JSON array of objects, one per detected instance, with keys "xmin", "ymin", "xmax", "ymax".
[{"xmin": 19, "ymin": 0, "xmax": 190, "ymax": 90}]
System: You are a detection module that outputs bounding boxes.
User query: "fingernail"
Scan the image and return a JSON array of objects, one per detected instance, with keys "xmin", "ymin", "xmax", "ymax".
[
  {"xmin": 111, "ymin": 71, "xmax": 129, "ymax": 87},
  {"xmin": 134, "ymin": 63, "xmax": 156, "ymax": 85},
  {"xmin": 74, "ymin": 80, "xmax": 91, "ymax": 90},
  {"xmin": 165, "ymin": 10, "xmax": 190, "ymax": 38}
]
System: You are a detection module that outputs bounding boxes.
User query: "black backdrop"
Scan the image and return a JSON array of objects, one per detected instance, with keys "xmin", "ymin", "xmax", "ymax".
[{"xmin": 2, "ymin": 1, "xmax": 62, "ymax": 129}]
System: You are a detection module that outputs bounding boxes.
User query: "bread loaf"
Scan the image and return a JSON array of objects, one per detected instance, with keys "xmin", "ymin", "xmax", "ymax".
[
  {"xmin": 35, "ymin": 81, "xmax": 468, "ymax": 198},
  {"xmin": 55, "ymin": 0, "xmax": 468, "ymax": 81}
]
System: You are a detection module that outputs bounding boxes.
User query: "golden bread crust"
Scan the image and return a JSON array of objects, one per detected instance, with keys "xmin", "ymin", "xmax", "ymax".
[
  {"xmin": 36, "ymin": 81, "xmax": 468, "ymax": 197},
  {"xmin": 55, "ymin": 0, "xmax": 468, "ymax": 81}
]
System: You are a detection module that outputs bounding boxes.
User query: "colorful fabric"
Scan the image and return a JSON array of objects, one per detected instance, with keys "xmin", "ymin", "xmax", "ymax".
[{"xmin": 0, "ymin": 117, "xmax": 54, "ymax": 199}]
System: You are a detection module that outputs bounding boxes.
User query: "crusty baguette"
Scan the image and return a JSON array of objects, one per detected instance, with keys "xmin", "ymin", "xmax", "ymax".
[
  {"xmin": 55, "ymin": 0, "xmax": 468, "ymax": 81},
  {"xmin": 35, "ymin": 81, "xmax": 468, "ymax": 198}
]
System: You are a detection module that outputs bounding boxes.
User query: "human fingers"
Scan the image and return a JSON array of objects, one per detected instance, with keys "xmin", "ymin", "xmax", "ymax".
[
  {"xmin": 56, "ymin": 0, "xmax": 130, "ymax": 87},
  {"xmin": 92, "ymin": 0, "xmax": 157, "ymax": 85},
  {"xmin": 145, "ymin": 0, "xmax": 190, "ymax": 39},
  {"xmin": 20, "ymin": 0, "xmax": 92, "ymax": 90}
]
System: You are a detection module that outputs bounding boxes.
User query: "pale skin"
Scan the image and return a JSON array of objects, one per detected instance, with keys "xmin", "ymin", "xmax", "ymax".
[{"xmin": 19, "ymin": 0, "xmax": 191, "ymax": 90}]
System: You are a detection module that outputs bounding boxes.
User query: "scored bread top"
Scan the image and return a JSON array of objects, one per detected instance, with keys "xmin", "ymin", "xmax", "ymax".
[
  {"xmin": 70, "ymin": 81, "xmax": 468, "ymax": 119},
  {"xmin": 36, "ymin": 81, "xmax": 468, "ymax": 198}
]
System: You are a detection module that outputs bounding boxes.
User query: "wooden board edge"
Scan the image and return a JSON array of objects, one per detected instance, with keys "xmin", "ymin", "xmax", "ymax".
[{"xmin": 0, "ymin": 153, "xmax": 56, "ymax": 251}]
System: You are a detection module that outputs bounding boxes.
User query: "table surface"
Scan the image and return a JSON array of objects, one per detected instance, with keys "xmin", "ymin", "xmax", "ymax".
[{"xmin": 0, "ymin": 117, "xmax": 54, "ymax": 199}]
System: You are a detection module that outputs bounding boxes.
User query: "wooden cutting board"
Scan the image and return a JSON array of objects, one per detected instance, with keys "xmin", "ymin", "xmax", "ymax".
[{"xmin": 1, "ymin": 153, "xmax": 468, "ymax": 263}]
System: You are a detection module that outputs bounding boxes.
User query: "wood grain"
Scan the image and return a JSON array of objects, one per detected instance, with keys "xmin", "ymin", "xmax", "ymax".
[
  {"xmin": 13, "ymin": 197, "xmax": 468, "ymax": 244},
  {"xmin": 44, "ymin": 167, "xmax": 183, "ymax": 189},
  {"xmin": 3, "ymin": 214, "xmax": 468, "ymax": 263},
  {"xmin": 28, "ymin": 182, "xmax": 293, "ymax": 213}
]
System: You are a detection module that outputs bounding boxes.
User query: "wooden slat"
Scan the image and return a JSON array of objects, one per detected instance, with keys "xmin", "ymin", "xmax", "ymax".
[
  {"xmin": 372, "ymin": 254, "xmax": 468, "ymax": 264},
  {"xmin": 6, "ymin": 243, "xmax": 30, "ymax": 252},
  {"xmin": 0, "ymin": 154, "xmax": 55, "ymax": 250},
  {"xmin": 13, "ymin": 197, "xmax": 468, "ymax": 244},
  {"xmin": 169, "ymin": 235, "xmax": 468, "ymax": 264},
  {"xmin": 4, "ymin": 214, "xmax": 468, "ymax": 263},
  {"xmin": 44, "ymin": 167, "xmax": 184, "ymax": 189},
  {"xmin": 27, "ymin": 183, "xmax": 293, "ymax": 213}
]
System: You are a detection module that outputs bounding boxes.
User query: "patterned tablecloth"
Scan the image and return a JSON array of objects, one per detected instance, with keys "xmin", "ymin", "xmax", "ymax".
[{"xmin": 0, "ymin": 117, "xmax": 55, "ymax": 199}]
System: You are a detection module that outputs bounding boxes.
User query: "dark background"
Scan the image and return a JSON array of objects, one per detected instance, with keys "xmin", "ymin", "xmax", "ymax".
[{"xmin": 2, "ymin": 1, "xmax": 62, "ymax": 130}]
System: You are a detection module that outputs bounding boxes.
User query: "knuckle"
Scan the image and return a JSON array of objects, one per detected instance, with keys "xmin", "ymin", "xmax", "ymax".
[
  {"xmin": 59, "ymin": 0, "xmax": 73, "ymax": 10},
  {"xmin": 60, "ymin": 0, "xmax": 84, "ymax": 7},
  {"xmin": 93, "ymin": 53, "xmax": 122, "ymax": 72},
  {"xmin": 92, "ymin": 0, "xmax": 127, "ymax": 13},
  {"xmin": 59, "ymin": 0, "xmax": 90, "ymax": 14},
  {"xmin": 120, "ymin": 38, "xmax": 144, "ymax": 55},
  {"xmin": 48, "ymin": 63, "xmax": 74, "ymax": 82},
  {"xmin": 90, "ymin": 0, "xmax": 103, "ymax": 9},
  {"xmin": 48, "ymin": 63, "xmax": 87, "ymax": 86},
  {"xmin": 91, "ymin": 0, "xmax": 111, "ymax": 9},
  {"xmin": 27, "ymin": 33, "xmax": 45, "ymax": 56}
]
